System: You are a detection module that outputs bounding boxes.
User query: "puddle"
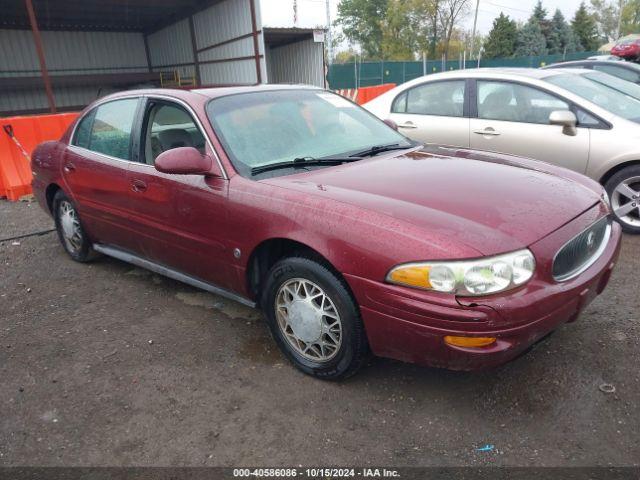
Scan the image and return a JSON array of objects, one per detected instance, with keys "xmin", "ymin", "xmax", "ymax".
[{"xmin": 175, "ymin": 291, "xmax": 260, "ymax": 320}]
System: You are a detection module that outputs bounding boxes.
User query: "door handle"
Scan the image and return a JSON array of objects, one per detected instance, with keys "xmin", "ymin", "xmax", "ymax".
[
  {"xmin": 131, "ymin": 179, "xmax": 147, "ymax": 193},
  {"xmin": 63, "ymin": 162, "xmax": 76, "ymax": 173},
  {"xmin": 398, "ymin": 122, "xmax": 418, "ymax": 129},
  {"xmin": 473, "ymin": 128, "xmax": 501, "ymax": 136}
]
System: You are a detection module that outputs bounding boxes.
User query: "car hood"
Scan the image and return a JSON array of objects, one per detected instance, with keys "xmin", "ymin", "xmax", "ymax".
[{"xmin": 262, "ymin": 146, "xmax": 601, "ymax": 256}]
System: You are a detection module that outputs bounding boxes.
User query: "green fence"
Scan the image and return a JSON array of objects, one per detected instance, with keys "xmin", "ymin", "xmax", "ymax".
[{"xmin": 327, "ymin": 51, "xmax": 600, "ymax": 89}]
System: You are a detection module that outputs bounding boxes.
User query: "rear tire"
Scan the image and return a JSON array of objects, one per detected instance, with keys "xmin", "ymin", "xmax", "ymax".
[
  {"xmin": 261, "ymin": 257, "xmax": 369, "ymax": 380},
  {"xmin": 53, "ymin": 190, "xmax": 99, "ymax": 262},
  {"xmin": 604, "ymin": 165, "xmax": 640, "ymax": 234}
]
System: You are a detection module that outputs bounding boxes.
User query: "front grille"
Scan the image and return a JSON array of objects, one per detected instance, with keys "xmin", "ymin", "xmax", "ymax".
[{"xmin": 552, "ymin": 216, "xmax": 611, "ymax": 282}]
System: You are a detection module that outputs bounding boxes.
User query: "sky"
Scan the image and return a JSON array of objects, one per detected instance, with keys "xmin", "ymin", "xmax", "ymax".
[
  {"xmin": 261, "ymin": 0, "xmax": 587, "ymax": 34},
  {"xmin": 468, "ymin": 0, "xmax": 585, "ymax": 33}
]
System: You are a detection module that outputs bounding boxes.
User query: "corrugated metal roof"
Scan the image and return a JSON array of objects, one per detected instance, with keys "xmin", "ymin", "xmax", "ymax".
[{"xmin": 0, "ymin": 0, "xmax": 225, "ymax": 32}]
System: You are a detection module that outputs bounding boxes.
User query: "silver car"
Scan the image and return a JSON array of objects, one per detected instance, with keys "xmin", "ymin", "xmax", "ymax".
[
  {"xmin": 364, "ymin": 68, "xmax": 640, "ymax": 233},
  {"xmin": 543, "ymin": 59, "xmax": 640, "ymax": 85}
]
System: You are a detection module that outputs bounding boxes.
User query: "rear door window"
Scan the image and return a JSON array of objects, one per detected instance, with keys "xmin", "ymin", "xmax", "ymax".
[
  {"xmin": 394, "ymin": 80, "xmax": 465, "ymax": 117},
  {"xmin": 83, "ymin": 98, "xmax": 139, "ymax": 160},
  {"xmin": 72, "ymin": 109, "xmax": 95, "ymax": 149}
]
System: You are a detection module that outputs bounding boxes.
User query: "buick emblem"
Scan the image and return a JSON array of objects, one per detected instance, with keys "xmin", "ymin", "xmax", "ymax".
[{"xmin": 586, "ymin": 231, "xmax": 596, "ymax": 249}]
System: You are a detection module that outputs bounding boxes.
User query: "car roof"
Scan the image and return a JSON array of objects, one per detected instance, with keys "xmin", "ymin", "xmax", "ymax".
[
  {"xmin": 545, "ymin": 59, "xmax": 640, "ymax": 70},
  {"xmin": 94, "ymin": 83, "xmax": 322, "ymax": 105},
  {"xmin": 408, "ymin": 67, "xmax": 586, "ymax": 80},
  {"xmin": 193, "ymin": 83, "xmax": 320, "ymax": 98}
]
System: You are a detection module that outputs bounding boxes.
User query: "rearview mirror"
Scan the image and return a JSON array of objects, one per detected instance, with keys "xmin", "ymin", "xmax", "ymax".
[
  {"xmin": 549, "ymin": 110, "xmax": 577, "ymax": 136},
  {"xmin": 155, "ymin": 147, "xmax": 216, "ymax": 175},
  {"xmin": 383, "ymin": 118, "xmax": 398, "ymax": 131}
]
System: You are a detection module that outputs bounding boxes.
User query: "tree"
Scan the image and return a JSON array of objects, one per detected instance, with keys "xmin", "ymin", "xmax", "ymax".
[
  {"xmin": 531, "ymin": 0, "xmax": 552, "ymax": 48},
  {"xmin": 483, "ymin": 12, "xmax": 518, "ymax": 58},
  {"xmin": 589, "ymin": 0, "xmax": 619, "ymax": 41},
  {"xmin": 515, "ymin": 18, "xmax": 548, "ymax": 56},
  {"xmin": 381, "ymin": 0, "xmax": 418, "ymax": 60},
  {"xmin": 621, "ymin": 0, "xmax": 640, "ymax": 36},
  {"xmin": 333, "ymin": 49, "xmax": 359, "ymax": 64},
  {"xmin": 548, "ymin": 9, "xmax": 579, "ymax": 54},
  {"xmin": 438, "ymin": 0, "xmax": 471, "ymax": 60},
  {"xmin": 572, "ymin": 2, "xmax": 600, "ymax": 51},
  {"xmin": 378, "ymin": 0, "xmax": 439, "ymax": 60},
  {"xmin": 334, "ymin": 0, "xmax": 388, "ymax": 59}
]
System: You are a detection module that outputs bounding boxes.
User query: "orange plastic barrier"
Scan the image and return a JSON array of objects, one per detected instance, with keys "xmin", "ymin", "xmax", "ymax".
[
  {"xmin": 355, "ymin": 83, "xmax": 396, "ymax": 105},
  {"xmin": 0, "ymin": 112, "xmax": 78, "ymax": 201},
  {"xmin": 333, "ymin": 84, "xmax": 396, "ymax": 105}
]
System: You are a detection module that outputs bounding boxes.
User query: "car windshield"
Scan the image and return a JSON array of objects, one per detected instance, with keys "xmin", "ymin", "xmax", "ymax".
[
  {"xmin": 546, "ymin": 73, "xmax": 640, "ymax": 123},
  {"xmin": 583, "ymin": 71, "xmax": 640, "ymax": 100},
  {"xmin": 206, "ymin": 89, "xmax": 414, "ymax": 177}
]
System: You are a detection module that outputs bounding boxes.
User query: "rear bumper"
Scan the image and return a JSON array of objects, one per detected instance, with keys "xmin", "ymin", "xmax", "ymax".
[
  {"xmin": 346, "ymin": 213, "xmax": 622, "ymax": 371},
  {"xmin": 31, "ymin": 177, "xmax": 51, "ymax": 216}
]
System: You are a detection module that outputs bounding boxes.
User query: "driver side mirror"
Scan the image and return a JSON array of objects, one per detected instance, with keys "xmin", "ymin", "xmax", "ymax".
[
  {"xmin": 155, "ymin": 147, "xmax": 220, "ymax": 176},
  {"xmin": 549, "ymin": 110, "xmax": 577, "ymax": 136}
]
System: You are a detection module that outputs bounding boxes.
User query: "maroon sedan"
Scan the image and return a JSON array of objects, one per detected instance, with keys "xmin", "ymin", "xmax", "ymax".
[
  {"xmin": 611, "ymin": 38, "xmax": 640, "ymax": 60},
  {"xmin": 31, "ymin": 85, "xmax": 621, "ymax": 379}
]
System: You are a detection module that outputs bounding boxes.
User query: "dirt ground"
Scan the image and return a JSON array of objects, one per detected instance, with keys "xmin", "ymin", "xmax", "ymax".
[{"xmin": 1, "ymin": 199, "xmax": 638, "ymax": 467}]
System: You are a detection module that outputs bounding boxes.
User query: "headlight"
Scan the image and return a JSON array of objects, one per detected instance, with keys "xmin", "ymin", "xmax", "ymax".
[{"xmin": 386, "ymin": 249, "xmax": 535, "ymax": 296}]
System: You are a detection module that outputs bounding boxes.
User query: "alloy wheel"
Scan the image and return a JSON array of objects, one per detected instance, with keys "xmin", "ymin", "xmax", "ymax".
[
  {"xmin": 611, "ymin": 176, "xmax": 640, "ymax": 228},
  {"xmin": 275, "ymin": 278, "xmax": 342, "ymax": 362},
  {"xmin": 59, "ymin": 200, "xmax": 83, "ymax": 253}
]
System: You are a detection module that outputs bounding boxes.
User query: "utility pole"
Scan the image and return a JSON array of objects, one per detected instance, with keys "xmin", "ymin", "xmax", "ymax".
[
  {"xmin": 325, "ymin": 0, "xmax": 333, "ymax": 64},
  {"xmin": 293, "ymin": 0, "xmax": 298, "ymax": 26},
  {"xmin": 470, "ymin": 0, "xmax": 480, "ymax": 59},
  {"xmin": 430, "ymin": 0, "xmax": 439, "ymax": 58},
  {"xmin": 616, "ymin": 0, "xmax": 624, "ymax": 39}
]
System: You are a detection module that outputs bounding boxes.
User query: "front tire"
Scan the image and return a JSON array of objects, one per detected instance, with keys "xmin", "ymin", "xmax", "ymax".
[
  {"xmin": 261, "ymin": 257, "xmax": 369, "ymax": 380},
  {"xmin": 53, "ymin": 190, "xmax": 99, "ymax": 262},
  {"xmin": 604, "ymin": 165, "xmax": 640, "ymax": 234}
]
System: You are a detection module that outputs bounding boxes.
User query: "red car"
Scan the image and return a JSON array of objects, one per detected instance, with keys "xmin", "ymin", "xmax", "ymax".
[
  {"xmin": 31, "ymin": 86, "xmax": 621, "ymax": 380},
  {"xmin": 611, "ymin": 38, "xmax": 640, "ymax": 60}
]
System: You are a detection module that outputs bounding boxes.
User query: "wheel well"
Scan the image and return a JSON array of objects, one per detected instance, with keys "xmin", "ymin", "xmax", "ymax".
[
  {"xmin": 246, "ymin": 238, "xmax": 348, "ymax": 304},
  {"xmin": 45, "ymin": 183, "xmax": 61, "ymax": 213},
  {"xmin": 600, "ymin": 160, "xmax": 640, "ymax": 187}
]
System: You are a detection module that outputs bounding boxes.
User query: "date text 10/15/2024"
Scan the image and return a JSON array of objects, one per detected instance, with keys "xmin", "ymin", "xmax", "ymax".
[{"xmin": 233, "ymin": 468, "xmax": 400, "ymax": 478}]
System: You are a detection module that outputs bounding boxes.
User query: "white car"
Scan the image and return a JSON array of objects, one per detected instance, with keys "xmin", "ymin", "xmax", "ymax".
[
  {"xmin": 587, "ymin": 55, "xmax": 623, "ymax": 61},
  {"xmin": 364, "ymin": 68, "xmax": 640, "ymax": 233}
]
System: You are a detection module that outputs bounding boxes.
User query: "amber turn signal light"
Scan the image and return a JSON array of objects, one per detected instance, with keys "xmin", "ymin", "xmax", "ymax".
[{"xmin": 444, "ymin": 336, "xmax": 496, "ymax": 348}]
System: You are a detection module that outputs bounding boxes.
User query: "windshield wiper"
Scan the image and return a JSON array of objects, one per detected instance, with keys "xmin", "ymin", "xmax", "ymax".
[
  {"xmin": 251, "ymin": 156, "xmax": 362, "ymax": 175},
  {"xmin": 349, "ymin": 142, "xmax": 417, "ymax": 158}
]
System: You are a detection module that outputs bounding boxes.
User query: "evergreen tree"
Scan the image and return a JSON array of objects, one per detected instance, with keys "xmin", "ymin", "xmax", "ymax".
[
  {"xmin": 572, "ymin": 2, "xmax": 600, "ymax": 51},
  {"xmin": 531, "ymin": 0, "xmax": 552, "ymax": 48},
  {"xmin": 567, "ymin": 26, "xmax": 584, "ymax": 52},
  {"xmin": 515, "ymin": 18, "xmax": 548, "ymax": 56},
  {"xmin": 483, "ymin": 12, "xmax": 518, "ymax": 58},
  {"xmin": 548, "ymin": 9, "xmax": 577, "ymax": 54}
]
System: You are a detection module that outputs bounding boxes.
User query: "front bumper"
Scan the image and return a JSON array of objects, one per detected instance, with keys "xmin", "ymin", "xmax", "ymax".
[{"xmin": 345, "ymin": 207, "xmax": 622, "ymax": 371}]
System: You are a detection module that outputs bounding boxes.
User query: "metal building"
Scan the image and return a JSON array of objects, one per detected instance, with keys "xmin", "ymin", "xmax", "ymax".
[{"xmin": 0, "ymin": 0, "xmax": 327, "ymax": 116}]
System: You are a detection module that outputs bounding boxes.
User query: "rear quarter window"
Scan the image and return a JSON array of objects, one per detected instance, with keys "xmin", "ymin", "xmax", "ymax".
[{"xmin": 72, "ymin": 110, "xmax": 95, "ymax": 149}]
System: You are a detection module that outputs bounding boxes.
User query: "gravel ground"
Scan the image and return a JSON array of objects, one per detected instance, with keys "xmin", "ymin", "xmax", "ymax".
[{"xmin": 0, "ymin": 200, "xmax": 638, "ymax": 467}]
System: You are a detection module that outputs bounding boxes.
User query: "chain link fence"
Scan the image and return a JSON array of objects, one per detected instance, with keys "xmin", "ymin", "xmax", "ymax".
[{"xmin": 328, "ymin": 51, "xmax": 601, "ymax": 89}]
